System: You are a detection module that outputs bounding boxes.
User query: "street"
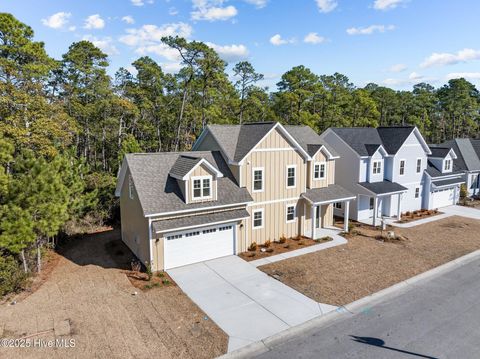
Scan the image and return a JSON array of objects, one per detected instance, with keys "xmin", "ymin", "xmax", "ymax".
[{"xmin": 254, "ymin": 256, "xmax": 480, "ymax": 359}]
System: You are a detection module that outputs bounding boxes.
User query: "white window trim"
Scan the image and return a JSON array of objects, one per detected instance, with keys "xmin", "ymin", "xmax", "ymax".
[
  {"xmin": 252, "ymin": 167, "xmax": 264, "ymax": 193},
  {"xmin": 444, "ymin": 159, "xmax": 452, "ymax": 172},
  {"xmin": 416, "ymin": 158, "xmax": 422, "ymax": 173},
  {"xmin": 286, "ymin": 165, "xmax": 297, "ymax": 189},
  {"xmin": 415, "ymin": 186, "xmax": 420, "ymax": 199},
  {"xmin": 313, "ymin": 162, "xmax": 327, "ymax": 181},
  {"xmin": 372, "ymin": 160, "xmax": 382, "ymax": 175},
  {"xmin": 285, "ymin": 204, "xmax": 296, "ymax": 223},
  {"xmin": 191, "ymin": 175, "xmax": 212, "ymax": 200},
  {"xmin": 252, "ymin": 208, "xmax": 264, "ymax": 229},
  {"xmin": 399, "ymin": 159, "xmax": 406, "ymax": 176}
]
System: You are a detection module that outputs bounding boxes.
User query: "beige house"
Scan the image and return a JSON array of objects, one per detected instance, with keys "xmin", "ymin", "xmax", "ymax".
[{"xmin": 116, "ymin": 122, "xmax": 354, "ymax": 271}]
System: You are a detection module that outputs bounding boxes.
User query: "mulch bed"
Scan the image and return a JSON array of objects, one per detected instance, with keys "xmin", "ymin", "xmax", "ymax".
[
  {"xmin": 239, "ymin": 236, "xmax": 333, "ymax": 262},
  {"xmin": 126, "ymin": 270, "xmax": 176, "ymax": 291},
  {"xmin": 396, "ymin": 209, "xmax": 441, "ymax": 223},
  {"xmin": 259, "ymin": 216, "xmax": 480, "ymax": 306}
]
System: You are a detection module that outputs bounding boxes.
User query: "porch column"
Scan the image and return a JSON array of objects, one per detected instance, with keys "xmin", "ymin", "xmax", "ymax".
[
  {"xmin": 344, "ymin": 200, "xmax": 350, "ymax": 233},
  {"xmin": 397, "ymin": 193, "xmax": 402, "ymax": 220},
  {"xmin": 373, "ymin": 197, "xmax": 378, "ymax": 227},
  {"xmin": 311, "ymin": 204, "xmax": 315, "ymax": 239}
]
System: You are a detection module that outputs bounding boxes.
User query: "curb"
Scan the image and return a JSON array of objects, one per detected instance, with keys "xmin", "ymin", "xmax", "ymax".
[{"xmin": 217, "ymin": 248, "xmax": 480, "ymax": 359}]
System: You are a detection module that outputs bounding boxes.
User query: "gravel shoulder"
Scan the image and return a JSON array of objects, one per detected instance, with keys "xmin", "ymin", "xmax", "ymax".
[
  {"xmin": 259, "ymin": 216, "xmax": 480, "ymax": 306},
  {"xmin": 0, "ymin": 228, "xmax": 227, "ymax": 359}
]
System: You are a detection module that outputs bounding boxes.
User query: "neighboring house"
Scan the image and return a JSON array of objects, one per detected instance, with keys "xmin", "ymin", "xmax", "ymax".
[
  {"xmin": 437, "ymin": 139, "xmax": 480, "ymax": 197},
  {"xmin": 320, "ymin": 126, "xmax": 463, "ymax": 225},
  {"xmin": 116, "ymin": 122, "xmax": 355, "ymax": 271},
  {"xmin": 423, "ymin": 146, "xmax": 465, "ymax": 208}
]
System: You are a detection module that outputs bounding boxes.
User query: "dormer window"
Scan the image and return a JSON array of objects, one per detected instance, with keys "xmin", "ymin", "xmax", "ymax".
[
  {"xmin": 372, "ymin": 160, "xmax": 382, "ymax": 175},
  {"xmin": 192, "ymin": 176, "xmax": 212, "ymax": 200},
  {"xmin": 444, "ymin": 159, "xmax": 452, "ymax": 171},
  {"xmin": 314, "ymin": 162, "xmax": 326, "ymax": 180}
]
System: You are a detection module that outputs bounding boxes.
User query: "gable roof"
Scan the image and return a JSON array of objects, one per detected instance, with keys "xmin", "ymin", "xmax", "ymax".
[
  {"xmin": 284, "ymin": 125, "xmax": 338, "ymax": 158},
  {"xmin": 425, "ymin": 160, "xmax": 464, "ymax": 178},
  {"xmin": 117, "ymin": 151, "xmax": 252, "ymax": 217},
  {"xmin": 428, "ymin": 147, "xmax": 453, "ymax": 158},
  {"xmin": 169, "ymin": 155, "xmax": 223, "ymax": 180},
  {"xmin": 330, "ymin": 126, "xmax": 429, "ymax": 157},
  {"xmin": 441, "ymin": 139, "xmax": 480, "ymax": 172},
  {"xmin": 199, "ymin": 122, "xmax": 316, "ymax": 163}
]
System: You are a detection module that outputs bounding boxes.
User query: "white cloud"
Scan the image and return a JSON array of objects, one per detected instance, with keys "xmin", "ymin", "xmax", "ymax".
[
  {"xmin": 162, "ymin": 62, "xmax": 183, "ymax": 73},
  {"xmin": 304, "ymin": 32, "xmax": 326, "ymax": 44},
  {"xmin": 446, "ymin": 72, "xmax": 480, "ymax": 81},
  {"xmin": 83, "ymin": 14, "xmax": 105, "ymax": 29},
  {"xmin": 373, "ymin": 0, "xmax": 406, "ymax": 11},
  {"xmin": 206, "ymin": 42, "xmax": 249, "ymax": 62},
  {"xmin": 420, "ymin": 48, "xmax": 480, "ymax": 68},
  {"xmin": 41, "ymin": 12, "xmax": 71, "ymax": 29},
  {"xmin": 346, "ymin": 24, "xmax": 395, "ymax": 35},
  {"xmin": 383, "ymin": 71, "xmax": 435, "ymax": 86},
  {"xmin": 169, "ymin": 7, "xmax": 179, "ymax": 15},
  {"xmin": 119, "ymin": 23, "xmax": 193, "ymax": 61},
  {"xmin": 83, "ymin": 35, "xmax": 119, "ymax": 55},
  {"xmin": 315, "ymin": 0, "xmax": 337, "ymax": 13},
  {"xmin": 131, "ymin": 0, "xmax": 154, "ymax": 6},
  {"xmin": 270, "ymin": 34, "xmax": 295, "ymax": 46},
  {"xmin": 388, "ymin": 63, "xmax": 407, "ymax": 72},
  {"xmin": 244, "ymin": 0, "xmax": 268, "ymax": 8},
  {"xmin": 191, "ymin": 0, "xmax": 238, "ymax": 21},
  {"xmin": 122, "ymin": 16, "xmax": 135, "ymax": 24}
]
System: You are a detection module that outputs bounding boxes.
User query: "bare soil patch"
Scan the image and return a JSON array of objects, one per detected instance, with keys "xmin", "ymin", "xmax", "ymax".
[
  {"xmin": 260, "ymin": 216, "xmax": 480, "ymax": 306},
  {"xmin": 239, "ymin": 236, "xmax": 332, "ymax": 262},
  {"xmin": 0, "ymin": 228, "xmax": 227, "ymax": 359}
]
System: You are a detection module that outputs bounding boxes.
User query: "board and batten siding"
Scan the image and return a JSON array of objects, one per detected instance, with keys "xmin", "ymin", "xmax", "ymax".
[{"xmin": 307, "ymin": 150, "xmax": 335, "ymax": 189}]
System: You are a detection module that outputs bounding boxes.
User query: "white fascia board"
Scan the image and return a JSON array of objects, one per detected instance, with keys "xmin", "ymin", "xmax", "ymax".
[
  {"xmin": 181, "ymin": 158, "xmax": 224, "ymax": 180},
  {"xmin": 115, "ymin": 157, "xmax": 128, "ymax": 197},
  {"xmin": 145, "ymin": 202, "xmax": 254, "ymax": 218}
]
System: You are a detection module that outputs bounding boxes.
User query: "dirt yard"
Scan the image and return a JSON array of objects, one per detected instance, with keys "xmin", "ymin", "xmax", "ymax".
[
  {"xmin": 260, "ymin": 216, "xmax": 480, "ymax": 306},
  {"xmin": 0, "ymin": 229, "xmax": 227, "ymax": 359}
]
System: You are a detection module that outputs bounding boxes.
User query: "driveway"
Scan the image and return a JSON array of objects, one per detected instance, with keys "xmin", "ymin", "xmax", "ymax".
[
  {"xmin": 442, "ymin": 204, "xmax": 480, "ymax": 219},
  {"xmin": 168, "ymin": 256, "xmax": 337, "ymax": 352},
  {"xmin": 255, "ymin": 255, "xmax": 480, "ymax": 359}
]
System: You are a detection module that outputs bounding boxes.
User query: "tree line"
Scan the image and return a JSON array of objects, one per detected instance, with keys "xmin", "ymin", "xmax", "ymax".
[{"xmin": 0, "ymin": 13, "xmax": 479, "ymax": 294}]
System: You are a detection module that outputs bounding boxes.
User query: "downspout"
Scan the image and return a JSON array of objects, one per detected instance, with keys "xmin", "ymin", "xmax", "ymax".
[{"xmin": 148, "ymin": 218, "xmax": 154, "ymax": 270}]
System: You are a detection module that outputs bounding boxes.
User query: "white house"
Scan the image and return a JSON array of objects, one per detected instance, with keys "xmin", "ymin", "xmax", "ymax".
[{"xmin": 320, "ymin": 126, "xmax": 464, "ymax": 225}]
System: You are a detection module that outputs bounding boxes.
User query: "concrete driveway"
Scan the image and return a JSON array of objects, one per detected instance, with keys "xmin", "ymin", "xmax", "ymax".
[
  {"xmin": 168, "ymin": 256, "xmax": 337, "ymax": 352},
  {"xmin": 442, "ymin": 204, "xmax": 480, "ymax": 219}
]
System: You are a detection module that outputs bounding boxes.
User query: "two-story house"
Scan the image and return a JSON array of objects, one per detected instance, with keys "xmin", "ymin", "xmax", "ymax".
[
  {"xmin": 436, "ymin": 139, "xmax": 480, "ymax": 197},
  {"xmin": 116, "ymin": 122, "xmax": 355, "ymax": 271},
  {"xmin": 321, "ymin": 126, "xmax": 437, "ymax": 225}
]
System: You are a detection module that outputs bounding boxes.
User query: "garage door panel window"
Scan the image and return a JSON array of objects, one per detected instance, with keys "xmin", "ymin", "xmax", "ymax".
[
  {"xmin": 253, "ymin": 209, "xmax": 263, "ymax": 229},
  {"xmin": 192, "ymin": 176, "xmax": 212, "ymax": 200},
  {"xmin": 167, "ymin": 234, "xmax": 183, "ymax": 240}
]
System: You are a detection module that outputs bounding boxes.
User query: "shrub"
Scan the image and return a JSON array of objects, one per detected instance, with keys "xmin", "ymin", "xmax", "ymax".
[
  {"xmin": 157, "ymin": 272, "xmax": 165, "ymax": 278},
  {"xmin": 131, "ymin": 260, "xmax": 141, "ymax": 272},
  {"xmin": 460, "ymin": 184, "xmax": 468, "ymax": 199},
  {"xmin": 279, "ymin": 235, "xmax": 287, "ymax": 244},
  {"xmin": 0, "ymin": 255, "xmax": 28, "ymax": 297},
  {"xmin": 264, "ymin": 239, "xmax": 272, "ymax": 248},
  {"xmin": 145, "ymin": 261, "xmax": 152, "ymax": 281},
  {"xmin": 405, "ymin": 211, "xmax": 411, "ymax": 216},
  {"xmin": 248, "ymin": 242, "xmax": 257, "ymax": 251},
  {"xmin": 348, "ymin": 222, "xmax": 354, "ymax": 232},
  {"xmin": 162, "ymin": 279, "xmax": 171, "ymax": 285}
]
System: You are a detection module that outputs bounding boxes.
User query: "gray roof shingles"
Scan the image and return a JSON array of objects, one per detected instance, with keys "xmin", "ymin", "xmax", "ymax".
[
  {"xmin": 428, "ymin": 147, "xmax": 451, "ymax": 158},
  {"xmin": 126, "ymin": 151, "xmax": 253, "ymax": 216},
  {"xmin": 432, "ymin": 178, "xmax": 465, "ymax": 187},
  {"xmin": 152, "ymin": 208, "xmax": 250, "ymax": 233},
  {"xmin": 169, "ymin": 155, "xmax": 203, "ymax": 178},
  {"xmin": 331, "ymin": 126, "xmax": 416, "ymax": 156},
  {"xmin": 359, "ymin": 181, "xmax": 408, "ymax": 195},
  {"xmin": 442, "ymin": 139, "xmax": 480, "ymax": 172},
  {"xmin": 302, "ymin": 184, "xmax": 355, "ymax": 204}
]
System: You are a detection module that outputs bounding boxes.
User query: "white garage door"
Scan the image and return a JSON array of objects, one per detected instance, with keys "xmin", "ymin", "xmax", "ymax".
[
  {"xmin": 164, "ymin": 223, "xmax": 235, "ymax": 269},
  {"xmin": 432, "ymin": 188, "xmax": 455, "ymax": 209}
]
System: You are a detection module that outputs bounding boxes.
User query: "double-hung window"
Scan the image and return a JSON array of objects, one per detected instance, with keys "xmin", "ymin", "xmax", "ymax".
[
  {"xmin": 314, "ymin": 162, "xmax": 326, "ymax": 180},
  {"xmin": 399, "ymin": 160, "xmax": 406, "ymax": 176},
  {"xmin": 415, "ymin": 187, "xmax": 420, "ymax": 198},
  {"xmin": 192, "ymin": 176, "xmax": 211, "ymax": 200},
  {"xmin": 253, "ymin": 209, "xmax": 263, "ymax": 229},
  {"xmin": 416, "ymin": 158, "xmax": 422, "ymax": 173},
  {"xmin": 252, "ymin": 168, "xmax": 264, "ymax": 192},
  {"xmin": 444, "ymin": 159, "xmax": 452, "ymax": 171},
  {"xmin": 372, "ymin": 161, "xmax": 382, "ymax": 175},
  {"xmin": 286, "ymin": 205, "xmax": 295, "ymax": 222},
  {"xmin": 286, "ymin": 166, "xmax": 296, "ymax": 188}
]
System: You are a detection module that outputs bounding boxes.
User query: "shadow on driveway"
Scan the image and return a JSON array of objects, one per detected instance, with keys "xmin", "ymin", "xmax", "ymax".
[{"xmin": 350, "ymin": 335, "xmax": 438, "ymax": 359}]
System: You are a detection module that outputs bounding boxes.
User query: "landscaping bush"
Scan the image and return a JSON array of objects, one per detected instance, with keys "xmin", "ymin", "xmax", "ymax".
[
  {"xmin": 0, "ymin": 255, "xmax": 28, "ymax": 297},
  {"xmin": 248, "ymin": 242, "xmax": 257, "ymax": 251},
  {"xmin": 264, "ymin": 239, "xmax": 272, "ymax": 248},
  {"xmin": 405, "ymin": 211, "xmax": 411, "ymax": 216},
  {"xmin": 279, "ymin": 235, "xmax": 287, "ymax": 244}
]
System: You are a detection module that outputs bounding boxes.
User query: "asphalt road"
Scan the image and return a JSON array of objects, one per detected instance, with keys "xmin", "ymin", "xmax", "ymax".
[{"xmin": 253, "ymin": 256, "xmax": 480, "ymax": 359}]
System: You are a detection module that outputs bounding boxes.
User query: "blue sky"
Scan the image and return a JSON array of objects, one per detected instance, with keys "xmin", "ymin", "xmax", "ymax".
[{"xmin": 3, "ymin": 0, "xmax": 480, "ymax": 90}]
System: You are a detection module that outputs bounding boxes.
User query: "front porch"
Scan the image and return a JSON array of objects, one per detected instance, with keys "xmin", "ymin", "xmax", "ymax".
[{"xmin": 301, "ymin": 184, "xmax": 356, "ymax": 237}]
